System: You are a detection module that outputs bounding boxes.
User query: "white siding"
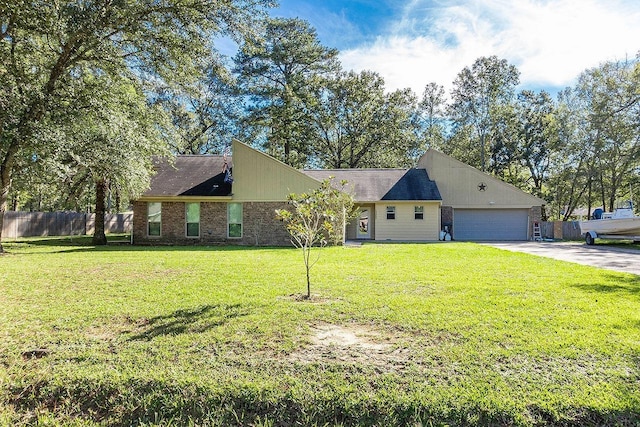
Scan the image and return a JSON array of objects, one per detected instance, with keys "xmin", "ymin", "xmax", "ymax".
[{"xmin": 374, "ymin": 202, "xmax": 440, "ymax": 241}]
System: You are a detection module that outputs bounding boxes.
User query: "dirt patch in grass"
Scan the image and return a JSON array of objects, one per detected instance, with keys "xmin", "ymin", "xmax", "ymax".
[
  {"xmin": 279, "ymin": 293, "xmax": 343, "ymax": 303},
  {"xmin": 289, "ymin": 323, "xmax": 413, "ymax": 372}
]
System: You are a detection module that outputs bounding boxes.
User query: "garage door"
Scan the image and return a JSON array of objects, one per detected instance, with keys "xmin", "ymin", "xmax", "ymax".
[{"xmin": 453, "ymin": 209, "xmax": 529, "ymax": 241}]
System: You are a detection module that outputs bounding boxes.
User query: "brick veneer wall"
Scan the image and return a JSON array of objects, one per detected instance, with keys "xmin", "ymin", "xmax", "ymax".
[
  {"xmin": 242, "ymin": 202, "xmax": 292, "ymax": 246},
  {"xmin": 132, "ymin": 201, "xmax": 291, "ymax": 246},
  {"xmin": 530, "ymin": 205, "xmax": 543, "ymax": 239},
  {"xmin": 440, "ymin": 206, "xmax": 453, "ymax": 234}
]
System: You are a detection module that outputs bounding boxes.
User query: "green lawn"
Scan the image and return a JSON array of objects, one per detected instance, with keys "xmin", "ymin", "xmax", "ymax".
[{"xmin": 1, "ymin": 237, "xmax": 639, "ymax": 426}]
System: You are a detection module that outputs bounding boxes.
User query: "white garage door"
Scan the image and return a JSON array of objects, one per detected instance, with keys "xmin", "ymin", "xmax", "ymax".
[{"xmin": 453, "ymin": 209, "xmax": 529, "ymax": 241}]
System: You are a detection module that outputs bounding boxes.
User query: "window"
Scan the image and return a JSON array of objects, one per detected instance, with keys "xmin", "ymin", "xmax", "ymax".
[
  {"xmin": 414, "ymin": 206, "xmax": 424, "ymax": 220},
  {"xmin": 147, "ymin": 202, "xmax": 161, "ymax": 236},
  {"xmin": 228, "ymin": 203, "xmax": 243, "ymax": 238},
  {"xmin": 386, "ymin": 206, "xmax": 396, "ymax": 220},
  {"xmin": 186, "ymin": 203, "xmax": 200, "ymax": 237}
]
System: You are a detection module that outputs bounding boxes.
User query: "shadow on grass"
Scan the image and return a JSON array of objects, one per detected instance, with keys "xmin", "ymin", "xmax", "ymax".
[
  {"xmin": 572, "ymin": 273, "xmax": 640, "ymax": 296},
  {"xmin": 4, "ymin": 235, "xmax": 294, "ymax": 254},
  {"xmin": 127, "ymin": 304, "xmax": 249, "ymax": 341},
  {"xmin": 6, "ymin": 234, "xmax": 129, "ymax": 245},
  {"xmin": 12, "ymin": 375, "xmax": 640, "ymax": 426}
]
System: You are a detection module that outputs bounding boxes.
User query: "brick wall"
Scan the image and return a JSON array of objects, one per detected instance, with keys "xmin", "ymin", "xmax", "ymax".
[
  {"xmin": 132, "ymin": 201, "xmax": 291, "ymax": 246},
  {"xmin": 440, "ymin": 206, "xmax": 453, "ymax": 234},
  {"xmin": 243, "ymin": 202, "xmax": 291, "ymax": 246},
  {"xmin": 530, "ymin": 206, "xmax": 542, "ymax": 240}
]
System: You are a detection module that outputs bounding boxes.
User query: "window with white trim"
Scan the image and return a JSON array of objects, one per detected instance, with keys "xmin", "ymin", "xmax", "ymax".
[
  {"xmin": 414, "ymin": 205, "xmax": 424, "ymax": 220},
  {"xmin": 147, "ymin": 202, "xmax": 161, "ymax": 236},
  {"xmin": 386, "ymin": 206, "xmax": 396, "ymax": 220},
  {"xmin": 227, "ymin": 203, "xmax": 243, "ymax": 238},
  {"xmin": 185, "ymin": 203, "xmax": 200, "ymax": 237}
]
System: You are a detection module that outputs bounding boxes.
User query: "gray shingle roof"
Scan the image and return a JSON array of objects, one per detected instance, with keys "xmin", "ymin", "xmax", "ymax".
[
  {"xmin": 143, "ymin": 156, "xmax": 232, "ymax": 197},
  {"xmin": 303, "ymin": 169, "xmax": 441, "ymax": 202}
]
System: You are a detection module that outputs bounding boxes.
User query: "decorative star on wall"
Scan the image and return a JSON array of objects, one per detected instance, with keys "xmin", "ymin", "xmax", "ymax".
[{"xmin": 478, "ymin": 182, "xmax": 487, "ymax": 191}]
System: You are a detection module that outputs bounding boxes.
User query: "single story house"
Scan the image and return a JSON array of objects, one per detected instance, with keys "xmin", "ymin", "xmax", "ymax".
[{"xmin": 132, "ymin": 139, "xmax": 544, "ymax": 245}]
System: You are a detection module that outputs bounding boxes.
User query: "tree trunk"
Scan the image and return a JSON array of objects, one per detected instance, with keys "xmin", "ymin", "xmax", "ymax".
[
  {"xmin": 0, "ymin": 175, "xmax": 9, "ymax": 254},
  {"xmin": 587, "ymin": 179, "xmax": 592, "ymax": 219},
  {"xmin": 0, "ymin": 143, "xmax": 19, "ymax": 254},
  {"xmin": 480, "ymin": 132, "xmax": 486, "ymax": 172},
  {"xmin": 304, "ymin": 245, "xmax": 311, "ymax": 299},
  {"xmin": 92, "ymin": 179, "xmax": 108, "ymax": 245},
  {"xmin": 0, "ymin": 189, "xmax": 7, "ymax": 254}
]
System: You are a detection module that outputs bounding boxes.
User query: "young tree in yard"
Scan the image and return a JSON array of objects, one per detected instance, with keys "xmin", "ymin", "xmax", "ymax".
[
  {"xmin": 276, "ymin": 179, "xmax": 355, "ymax": 299},
  {"xmin": 0, "ymin": 0, "xmax": 273, "ymax": 252}
]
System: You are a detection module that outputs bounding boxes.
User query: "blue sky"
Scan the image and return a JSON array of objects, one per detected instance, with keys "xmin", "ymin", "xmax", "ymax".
[{"xmin": 269, "ymin": 0, "xmax": 640, "ymax": 96}]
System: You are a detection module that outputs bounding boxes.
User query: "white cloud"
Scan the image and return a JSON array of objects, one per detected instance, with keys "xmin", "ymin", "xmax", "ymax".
[{"xmin": 339, "ymin": 0, "xmax": 640, "ymax": 95}]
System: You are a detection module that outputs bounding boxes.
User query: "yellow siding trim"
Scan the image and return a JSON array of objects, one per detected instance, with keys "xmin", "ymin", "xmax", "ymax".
[
  {"xmin": 417, "ymin": 149, "xmax": 545, "ymax": 207},
  {"xmin": 374, "ymin": 202, "xmax": 440, "ymax": 241},
  {"xmin": 231, "ymin": 139, "xmax": 321, "ymax": 202},
  {"xmin": 137, "ymin": 196, "xmax": 232, "ymax": 202}
]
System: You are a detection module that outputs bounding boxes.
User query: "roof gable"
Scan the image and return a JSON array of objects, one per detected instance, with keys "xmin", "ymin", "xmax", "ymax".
[
  {"xmin": 417, "ymin": 149, "xmax": 545, "ymax": 207},
  {"xmin": 231, "ymin": 139, "xmax": 321, "ymax": 201}
]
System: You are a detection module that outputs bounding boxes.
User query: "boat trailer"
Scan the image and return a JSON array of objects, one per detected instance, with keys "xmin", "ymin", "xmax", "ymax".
[{"xmin": 584, "ymin": 230, "xmax": 640, "ymax": 245}]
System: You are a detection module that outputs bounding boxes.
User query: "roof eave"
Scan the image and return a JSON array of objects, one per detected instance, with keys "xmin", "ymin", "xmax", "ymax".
[{"xmin": 136, "ymin": 195, "xmax": 234, "ymax": 202}]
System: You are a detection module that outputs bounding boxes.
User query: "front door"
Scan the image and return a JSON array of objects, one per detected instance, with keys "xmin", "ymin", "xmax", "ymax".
[{"xmin": 356, "ymin": 208, "xmax": 370, "ymax": 239}]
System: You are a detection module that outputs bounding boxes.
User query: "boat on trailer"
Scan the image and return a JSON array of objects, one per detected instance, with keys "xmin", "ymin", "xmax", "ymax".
[{"xmin": 578, "ymin": 201, "xmax": 640, "ymax": 245}]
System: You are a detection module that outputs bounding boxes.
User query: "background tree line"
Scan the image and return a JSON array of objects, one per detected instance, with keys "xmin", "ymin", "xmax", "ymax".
[{"xmin": 2, "ymin": 2, "xmax": 639, "ymax": 249}]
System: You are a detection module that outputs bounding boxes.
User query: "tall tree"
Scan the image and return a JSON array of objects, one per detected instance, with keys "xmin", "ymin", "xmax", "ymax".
[
  {"xmin": 448, "ymin": 56, "xmax": 520, "ymax": 172},
  {"xmin": 57, "ymin": 72, "xmax": 168, "ymax": 245},
  {"xmin": 552, "ymin": 87, "xmax": 598, "ymax": 220},
  {"xmin": 305, "ymin": 70, "xmax": 419, "ymax": 169},
  {"xmin": 234, "ymin": 17, "xmax": 339, "ymax": 167},
  {"xmin": 577, "ymin": 57, "xmax": 640, "ymax": 212},
  {"xmin": 414, "ymin": 82, "xmax": 447, "ymax": 155},
  {"xmin": 153, "ymin": 57, "xmax": 243, "ymax": 155},
  {"xmin": 515, "ymin": 90, "xmax": 558, "ymax": 199},
  {"xmin": 0, "ymin": 0, "xmax": 273, "ymax": 252}
]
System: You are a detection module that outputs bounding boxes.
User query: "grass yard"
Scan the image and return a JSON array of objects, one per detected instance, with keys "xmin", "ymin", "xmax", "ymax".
[{"xmin": 1, "ymin": 237, "xmax": 639, "ymax": 426}]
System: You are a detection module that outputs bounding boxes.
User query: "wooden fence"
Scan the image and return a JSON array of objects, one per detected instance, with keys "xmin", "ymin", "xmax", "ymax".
[
  {"xmin": 539, "ymin": 221, "xmax": 582, "ymax": 240},
  {"xmin": 2, "ymin": 211, "xmax": 133, "ymax": 239}
]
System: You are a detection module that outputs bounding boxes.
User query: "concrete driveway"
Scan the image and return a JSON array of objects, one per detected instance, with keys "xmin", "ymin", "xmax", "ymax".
[{"xmin": 484, "ymin": 241, "xmax": 640, "ymax": 275}]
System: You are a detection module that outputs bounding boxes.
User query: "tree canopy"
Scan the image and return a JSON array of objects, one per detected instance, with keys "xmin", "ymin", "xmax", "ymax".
[
  {"xmin": 235, "ymin": 17, "xmax": 339, "ymax": 167},
  {"xmin": 305, "ymin": 70, "xmax": 419, "ymax": 169},
  {"xmin": 0, "ymin": 0, "xmax": 273, "ymax": 250},
  {"xmin": 448, "ymin": 56, "xmax": 520, "ymax": 172}
]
